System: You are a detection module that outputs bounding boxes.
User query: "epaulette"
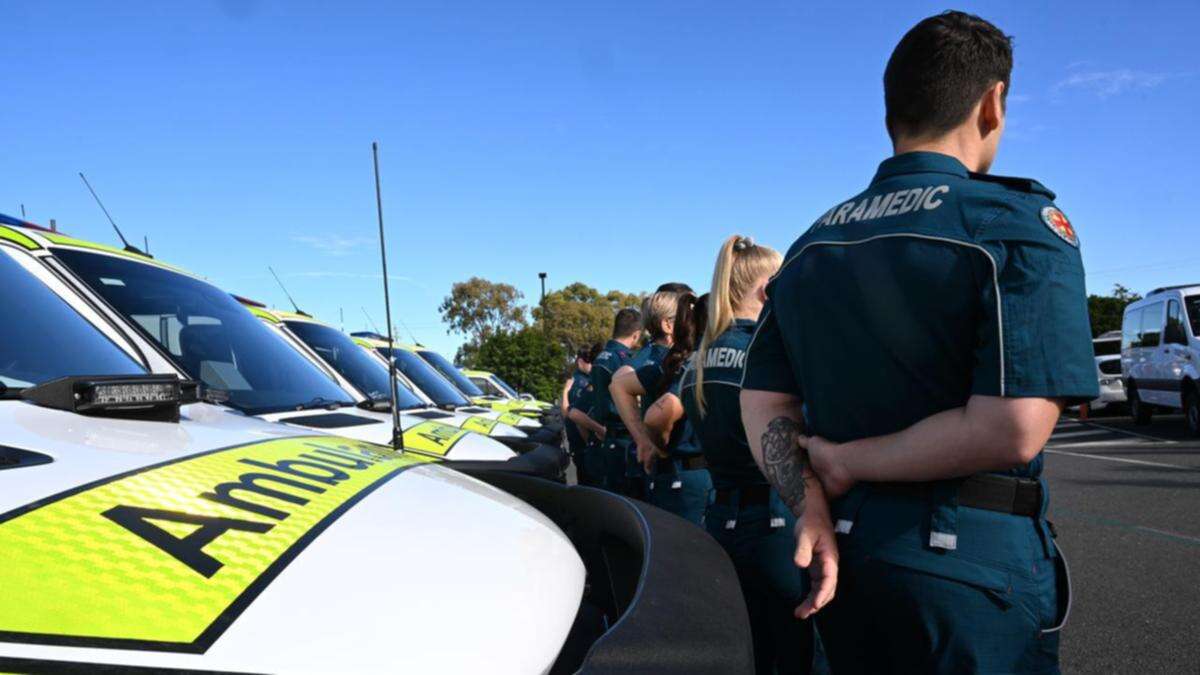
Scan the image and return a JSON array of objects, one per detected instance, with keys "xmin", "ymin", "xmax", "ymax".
[{"xmin": 968, "ymin": 172, "xmax": 1056, "ymax": 200}]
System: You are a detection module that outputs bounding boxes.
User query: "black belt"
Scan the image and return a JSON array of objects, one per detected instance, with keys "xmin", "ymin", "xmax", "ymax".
[
  {"xmin": 714, "ymin": 484, "xmax": 771, "ymax": 507},
  {"xmin": 872, "ymin": 474, "xmax": 1042, "ymax": 517},
  {"xmin": 653, "ymin": 455, "xmax": 708, "ymax": 474}
]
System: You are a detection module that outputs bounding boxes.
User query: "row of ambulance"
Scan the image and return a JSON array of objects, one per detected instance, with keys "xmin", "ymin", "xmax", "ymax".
[{"xmin": 0, "ymin": 215, "xmax": 752, "ymax": 674}]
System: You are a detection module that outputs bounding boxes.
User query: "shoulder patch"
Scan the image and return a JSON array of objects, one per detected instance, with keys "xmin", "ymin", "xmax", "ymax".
[
  {"xmin": 968, "ymin": 172, "xmax": 1056, "ymax": 200},
  {"xmin": 1041, "ymin": 206, "xmax": 1078, "ymax": 248}
]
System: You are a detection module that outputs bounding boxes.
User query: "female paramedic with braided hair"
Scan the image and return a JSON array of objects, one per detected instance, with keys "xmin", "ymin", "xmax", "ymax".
[
  {"xmin": 679, "ymin": 235, "xmax": 812, "ymax": 674},
  {"xmin": 612, "ymin": 291, "xmax": 712, "ymax": 525}
]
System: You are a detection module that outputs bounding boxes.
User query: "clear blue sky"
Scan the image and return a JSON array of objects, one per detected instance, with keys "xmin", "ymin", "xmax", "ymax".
[{"xmin": 3, "ymin": 1, "xmax": 1196, "ymax": 358}]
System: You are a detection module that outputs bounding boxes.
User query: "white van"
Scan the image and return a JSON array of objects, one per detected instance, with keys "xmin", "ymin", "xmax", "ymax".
[{"xmin": 1120, "ymin": 284, "xmax": 1200, "ymax": 434}]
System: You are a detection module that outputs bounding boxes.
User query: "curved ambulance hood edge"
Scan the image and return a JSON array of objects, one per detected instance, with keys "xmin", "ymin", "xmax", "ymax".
[
  {"xmin": 0, "ymin": 401, "xmax": 583, "ymax": 674},
  {"xmin": 261, "ymin": 407, "xmax": 517, "ymax": 461}
]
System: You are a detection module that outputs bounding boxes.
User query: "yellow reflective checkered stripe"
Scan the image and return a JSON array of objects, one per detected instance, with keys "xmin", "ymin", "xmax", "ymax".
[
  {"xmin": 496, "ymin": 412, "xmax": 526, "ymax": 426},
  {"xmin": 402, "ymin": 420, "xmax": 471, "ymax": 456},
  {"xmin": 0, "ymin": 436, "xmax": 432, "ymax": 653},
  {"xmin": 461, "ymin": 416, "xmax": 500, "ymax": 435}
]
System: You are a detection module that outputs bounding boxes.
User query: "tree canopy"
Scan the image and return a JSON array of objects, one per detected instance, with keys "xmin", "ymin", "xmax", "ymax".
[
  {"xmin": 438, "ymin": 277, "xmax": 527, "ymax": 361},
  {"xmin": 531, "ymin": 282, "xmax": 643, "ymax": 357},
  {"xmin": 1087, "ymin": 283, "xmax": 1141, "ymax": 337},
  {"xmin": 474, "ymin": 327, "xmax": 567, "ymax": 402}
]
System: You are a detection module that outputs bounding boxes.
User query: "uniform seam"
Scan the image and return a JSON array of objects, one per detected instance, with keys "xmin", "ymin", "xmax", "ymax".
[
  {"xmin": 740, "ymin": 307, "xmax": 771, "ymax": 388},
  {"xmin": 778, "ymin": 233, "xmax": 1006, "ymax": 396}
]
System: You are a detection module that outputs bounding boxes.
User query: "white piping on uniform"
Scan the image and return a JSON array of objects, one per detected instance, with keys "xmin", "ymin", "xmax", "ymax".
[{"xmin": 774, "ymin": 233, "xmax": 1005, "ymax": 396}]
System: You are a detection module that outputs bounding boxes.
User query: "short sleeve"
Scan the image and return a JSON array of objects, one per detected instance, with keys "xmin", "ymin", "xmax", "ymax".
[
  {"xmin": 741, "ymin": 286, "xmax": 802, "ymax": 395},
  {"xmin": 972, "ymin": 232, "xmax": 1099, "ymax": 402}
]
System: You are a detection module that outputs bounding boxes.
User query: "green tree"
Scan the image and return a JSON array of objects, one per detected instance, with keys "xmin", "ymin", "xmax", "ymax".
[
  {"xmin": 1088, "ymin": 283, "xmax": 1141, "ymax": 337},
  {"xmin": 438, "ymin": 277, "xmax": 527, "ymax": 359},
  {"xmin": 531, "ymin": 282, "xmax": 644, "ymax": 356},
  {"xmin": 474, "ymin": 327, "xmax": 567, "ymax": 402}
]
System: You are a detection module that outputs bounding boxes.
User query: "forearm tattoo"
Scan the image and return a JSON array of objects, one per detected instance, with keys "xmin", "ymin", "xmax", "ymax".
[{"xmin": 761, "ymin": 416, "xmax": 808, "ymax": 517}]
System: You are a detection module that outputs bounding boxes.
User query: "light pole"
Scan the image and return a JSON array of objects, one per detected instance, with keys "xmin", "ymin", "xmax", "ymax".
[{"xmin": 538, "ymin": 272, "xmax": 547, "ymax": 304}]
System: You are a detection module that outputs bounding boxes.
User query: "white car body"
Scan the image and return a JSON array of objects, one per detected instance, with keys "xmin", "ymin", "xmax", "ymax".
[
  {"xmin": 1121, "ymin": 285, "xmax": 1200, "ymax": 430},
  {"xmin": 0, "ymin": 230, "xmax": 584, "ymax": 672},
  {"xmin": 1089, "ymin": 331, "xmax": 1126, "ymax": 411}
]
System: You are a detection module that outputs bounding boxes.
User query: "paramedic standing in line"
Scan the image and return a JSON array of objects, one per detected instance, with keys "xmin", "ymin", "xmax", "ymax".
[{"xmin": 741, "ymin": 11, "xmax": 1097, "ymax": 673}]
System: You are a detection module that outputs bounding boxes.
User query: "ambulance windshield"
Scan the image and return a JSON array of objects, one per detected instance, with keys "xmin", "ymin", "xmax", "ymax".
[
  {"xmin": 54, "ymin": 249, "xmax": 356, "ymax": 415},
  {"xmin": 390, "ymin": 349, "xmax": 472, "ymax": 408},
  {"xmin": 417, "ymin": 349, "xmax": 486, "ymax": 397},
  {"xmin": 283, "ymin": 320, "xmax": 427, "ymax": 410},
  {"xmin": 0, "ymin": 249, "xmax": 145, "ymax": 391}
]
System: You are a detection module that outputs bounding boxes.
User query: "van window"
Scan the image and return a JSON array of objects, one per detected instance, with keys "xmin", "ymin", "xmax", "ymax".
[
  {"xmin": 1122, "ymin": 307, "xmax": 1142, "ymax": 349},
  {"xmin": 1165, "ymin": 300, "xmax": 1187, "ymax": 345},
  {"xmin": 1186, "ymin": 295, "xmax": 1200, "ymax": 339},
  {"xmin": 1093, "ymin": 339, "xmax": 1121, "ymax": 357},
  {"xmin": 1140, "ymin": 302, "xmax": 1163, "ymax": 348}
]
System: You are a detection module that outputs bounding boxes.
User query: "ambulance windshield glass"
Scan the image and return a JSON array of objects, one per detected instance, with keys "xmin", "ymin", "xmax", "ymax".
[
  {"xmin": 283, "ymin": 320, "xmax": 426, "ymax": 410},
  {"xmin": 390, "ymin": 349, "xmax": 472, "ymax": 407},
  {"xmin": 1187, "ymin": 296, "xmax": 1200, "ymax": 338},
  {"xmin": 54, "ymin": 249, "xmax": 356, "ymax": 415},
  {"xmin": 0, "ymin": 249, "xmax": 145, "ymax": 390},
  {"xmin": 417, "ymin": 349, "xmax": 486, "ymax": 397},
  {"xmin": 490, "ymin": 374, "xmax": 520, "ymax": 398}
]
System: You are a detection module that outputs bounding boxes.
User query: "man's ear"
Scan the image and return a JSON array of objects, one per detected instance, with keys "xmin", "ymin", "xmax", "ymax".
[{"xmin": 978, "ymin": 81, "xmax": 1006, "ymax": 137}]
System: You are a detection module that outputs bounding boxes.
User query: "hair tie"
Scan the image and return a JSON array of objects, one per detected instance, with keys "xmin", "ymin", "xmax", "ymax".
[{"xmin": 733, "ymin": 236, "xmax": 754, "ymax": 252}]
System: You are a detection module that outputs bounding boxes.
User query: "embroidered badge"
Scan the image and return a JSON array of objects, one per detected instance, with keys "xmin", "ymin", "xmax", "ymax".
[{"xmin": 1041, "ymin": 206, "xmax": 1078, "ymax": 247}]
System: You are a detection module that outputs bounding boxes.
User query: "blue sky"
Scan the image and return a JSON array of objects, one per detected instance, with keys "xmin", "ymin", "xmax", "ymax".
[{"xmin": 2, "ymin": 1, "xmax": 1196, "ymax": 358}]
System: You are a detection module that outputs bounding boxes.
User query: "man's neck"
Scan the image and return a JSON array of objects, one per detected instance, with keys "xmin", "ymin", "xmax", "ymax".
[
  {"xmin": 614, "ymin": 335, "xmax": 637, "ymax": 349},
  {"xmin": 893, "ymin": 131, "xmax": 988, "ymax": 173}
]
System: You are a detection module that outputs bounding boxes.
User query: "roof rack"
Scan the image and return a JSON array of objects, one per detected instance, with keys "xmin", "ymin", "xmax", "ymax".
[{"xmin": 1148, "ymin": 284, "xmax": 1200, "ymax": 296}]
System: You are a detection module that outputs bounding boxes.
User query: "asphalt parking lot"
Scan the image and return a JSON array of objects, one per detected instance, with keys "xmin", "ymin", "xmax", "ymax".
[{"xmin": 1045, "ymin": 413, "xmax": 1200, "ymax": 672}]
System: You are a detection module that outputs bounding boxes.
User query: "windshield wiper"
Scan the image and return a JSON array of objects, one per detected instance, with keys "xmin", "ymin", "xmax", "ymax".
[{"xmin": 296, "ymin": 396, "xmax": 350, "ymax": 411}]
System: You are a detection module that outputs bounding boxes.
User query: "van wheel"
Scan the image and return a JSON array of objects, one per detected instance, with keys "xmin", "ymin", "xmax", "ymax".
[
  {"xmin": 1129, "ymin": 387, "xmax": 1153, "ymax": 426},
  {"xmin": 1185, "ymin": 390, "xmax": 1200, "ymax": 437}
]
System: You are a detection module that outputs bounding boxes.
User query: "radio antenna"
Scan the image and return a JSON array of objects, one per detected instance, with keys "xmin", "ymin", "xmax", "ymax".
[
  {"xmin": 396, "ymin": 316, "xmax": 420, "ymax": 345},
  {"xmin": 361, "ymin": 306, "xmax": 382, "ymax": 334},
  {"xmin": 79, "ymin": 172, "xmax": 147, "ymax": 256},
  {"xmin": 372, "ymin": 142, "xmax": 403, "ymax": 452},
  {"xmin": 268, "ymin": 266, "xmax": 310, "ymax": 317}
]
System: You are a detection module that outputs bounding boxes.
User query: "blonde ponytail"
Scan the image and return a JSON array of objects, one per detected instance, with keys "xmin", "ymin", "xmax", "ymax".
[{"xmin": 692, "ymin": 235, "xmax": 782, "ymax": 414}]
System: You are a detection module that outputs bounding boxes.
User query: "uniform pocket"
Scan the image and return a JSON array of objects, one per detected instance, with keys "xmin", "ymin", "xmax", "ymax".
[
  {"xmin": 1041, "ymin": 540, "xmax": 1071, "ymax": 634},
  {"xmin": 870, "ymin": 545, "xmax": 1014, "ymax": 608}
]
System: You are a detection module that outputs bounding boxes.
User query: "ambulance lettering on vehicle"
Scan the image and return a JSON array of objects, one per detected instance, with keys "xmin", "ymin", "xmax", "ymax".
[{"xmin": 0, "ymin": 436, "xmax": 431, "ymax": 653}]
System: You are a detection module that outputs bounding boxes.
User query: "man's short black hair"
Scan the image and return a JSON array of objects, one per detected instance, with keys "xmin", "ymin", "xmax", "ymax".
[
  {"xmin": 655, "ymin": 282, "xmax": 693, "ymax": 294},
  {"xmin": 613, "ymin": 307, "xmax": 642, "ymax": 339},
  {"xmin": 884, "ymin": 11, "xmax": 1013, "ymax": 141}
]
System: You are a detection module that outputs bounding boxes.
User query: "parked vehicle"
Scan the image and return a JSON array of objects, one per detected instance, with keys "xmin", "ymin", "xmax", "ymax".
[
  {"xmin": 1120, "ymin": 284, "xmax": 1200, "ymax": 434},
  {"xmin": 1089, "ymin": 330, "xmax": 1126, "ymax": 413}
]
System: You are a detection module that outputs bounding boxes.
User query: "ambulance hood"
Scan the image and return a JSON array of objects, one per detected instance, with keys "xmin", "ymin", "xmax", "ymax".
[
  {"xmin": 402, "ymin": 405, "xmax": 529, "ymax": 438},
  {"xmin": 260, "ymin": 406, "xmax": 517, "ymax": 461},
  {"xmin": 0, "ymin": 401, "xmax": 585, "ymax": 674}
]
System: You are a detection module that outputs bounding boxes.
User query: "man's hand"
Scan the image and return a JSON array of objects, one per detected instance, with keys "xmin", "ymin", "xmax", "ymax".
[
  {"xmin": 637, "ymin": 439, "xmax": 664, "ymax": 473},
  {"xmin": 793, "ymin": 496, "xmax": 839, "ymax": 619},
  {"xmin": 802, "ymin": 435, "xmax": 855, "ymax": 499}
]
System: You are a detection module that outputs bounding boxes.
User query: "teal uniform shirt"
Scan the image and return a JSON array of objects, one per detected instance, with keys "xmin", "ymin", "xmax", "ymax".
[
  {"xmin": 564, "ymin": 370, "xmax": 591, "ymax": 448},
  {"xmin": 666, "ymin": 369, "xmax": 702, "ymax": 457},
  {"xmin": 681, "ymin": 319, "xmax": 763, "ymax": 489},
  {"xmin": 742, "ymin": 151, "xmax": 1097, "ymax": 673},
  {"xmin": 589, "ymin": 339, "xmax": 635, "ymax": 431},
  {"xmin": 744, "ymin": 151, "xmax": 1098, "ymax": 468},
  {"xmin": 634, "ymin": 342, "xmax": 671, "ymax": 415}
]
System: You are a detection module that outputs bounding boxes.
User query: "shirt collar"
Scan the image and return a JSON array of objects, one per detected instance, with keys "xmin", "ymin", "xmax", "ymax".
[
  {"xmin": 605, "ymin": 339, "xmax": 627, "ymax": 352},
  {"xmin": 871, "ymin": 151, "xmax": 970, "ymax": 185},
  {"xmin": 732, "ymin": 318, "xmax": 757, "ymax": 330}
]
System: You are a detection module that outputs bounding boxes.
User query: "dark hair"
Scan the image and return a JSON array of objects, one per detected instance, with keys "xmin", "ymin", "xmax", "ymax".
[
  {"xmin": 587, "ymin": 342, "xmax": 604, "ymax": 362},
  {"xmin": 575, "ymin": 346, "xmax": 594, "ymax": 363},
  {"xmin": 613, "ymin": 307, "xmax": 641, "ymax": 339},
  {"xmin": 658, "ymin": 292, "xmax": 708, "ymax": 393},
  {"xmin": 884, "ymin": 11, "xmax": 1012, "ymax": 141},
  {"xmin": 655, "ymin": 282, "xmax": 693, "ymax": 294}
]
